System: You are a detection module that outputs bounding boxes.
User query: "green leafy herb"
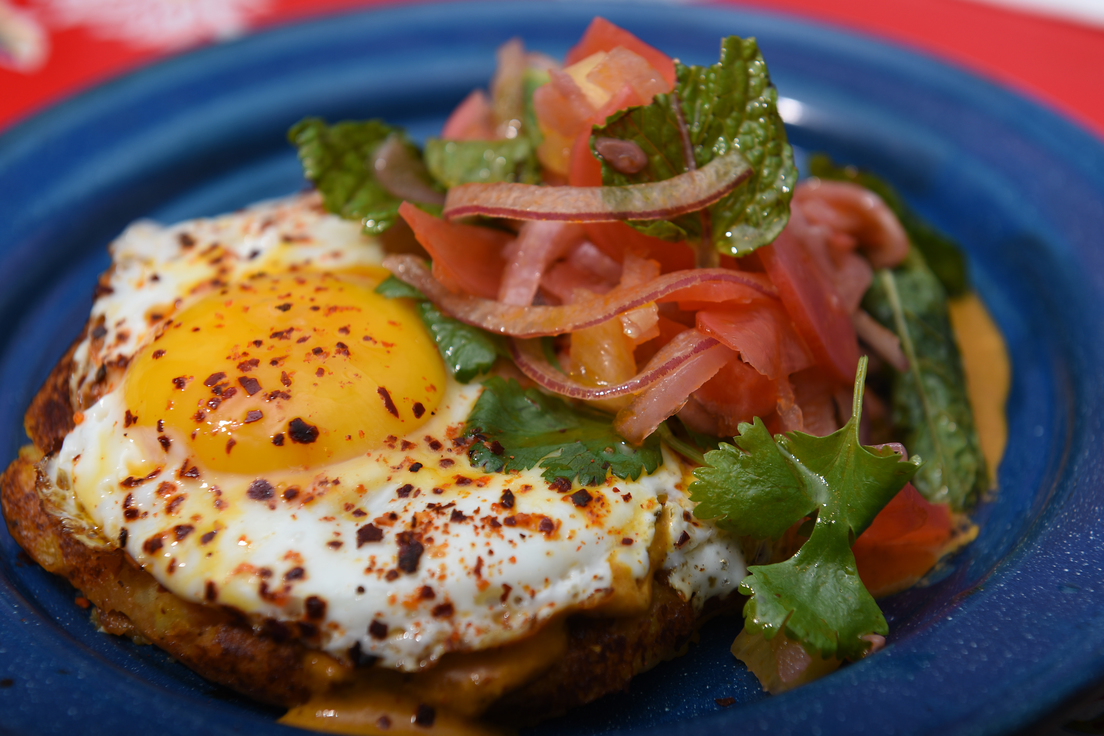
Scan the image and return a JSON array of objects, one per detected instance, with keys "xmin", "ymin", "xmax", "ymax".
[
  {"xmin": 374, "ymin": 275, "xmax": 504, "ymax": 383},
  {"xmin": 465, "ymin": 377, "xmax": 662, "ymax": 486},
  {"xmin": 690, "ymin": 358, "xmax": 919, "ymax": 660},
  {"xmin": 593, "ymin": 35, "xmax": 797, "ymax": 257},
  {"xmin": 424, "ymin": 138, "xmax": 542, "ymax": 188},
  {"xmin": 808, "ymin": 154, "xmax": 968, "ymax": 296},
  {"xmin": 864, "ymin": 256, "xmax": 987, "ymax": 509},
  {"xmin": 289, "ymin": 118, "xmax": 436, "ymax": 235}
]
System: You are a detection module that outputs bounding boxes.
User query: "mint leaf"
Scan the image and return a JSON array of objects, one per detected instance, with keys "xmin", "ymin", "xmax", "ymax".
[
  {"xmin": 864, "ymin": 256, "xmax": 987, "ymax": 509},
  {"xmin": 690, "ymin": 358, "xmax": 919, "ymax": 660},
  {"xmin": 594, "ymin": 35, "xmax": 797, "ymax": 256},
  {"xmin": 374, "ymin": 276, "xmax": 503, "ymax": 383},
  {"xmin": 465, "ymin": 377, "xmax": 662, "ymax": 486},
  {"xmin": 424, "ymin": 138, "xmax": 541, "ymax": 188},
  {"xmin": 289, "ymin": 118, "xmax": 427, "ymax": 235}
]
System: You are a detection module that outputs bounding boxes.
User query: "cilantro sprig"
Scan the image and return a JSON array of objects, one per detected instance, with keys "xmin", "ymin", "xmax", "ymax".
[
  {"xmin": 593, "ymin": 35, "xmax": 797, "ymax": 259},
  {"xmin": 375, "ymin": 275, "xmax": 505, "ymax": 383},
  {"xmin": 690, "ymin": 358, "xmax": 920, "ymax": 660},
  {"xmin": 465, "ymin": 377, "xmax": 662, "ymax": 486}
]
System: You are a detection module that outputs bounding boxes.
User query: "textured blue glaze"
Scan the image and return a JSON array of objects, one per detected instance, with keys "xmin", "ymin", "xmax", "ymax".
[{"xmin": 1, "ymin": 3, "xmax": 1103, "ymax": 735}]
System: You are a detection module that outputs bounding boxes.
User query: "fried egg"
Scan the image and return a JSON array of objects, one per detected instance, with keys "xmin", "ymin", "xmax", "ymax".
[{"xmin": 43, "ymin": 193, "xmax": 746, "ymax": 671}]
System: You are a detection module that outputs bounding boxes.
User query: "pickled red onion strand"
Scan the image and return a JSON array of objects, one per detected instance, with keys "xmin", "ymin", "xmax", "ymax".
[
  {"xmin": 372, "ymin": 134, "xmax": 446, "ymax": 206},
  {"xmin": 443, "ymin": 149, "xmax": 752, "ymax": 221},
  {"xmin": 614, "ymin": 341, "xmax": 734, "ymax": 444},
  {"xmin": 852, "ymin": 309, "xmax": 909, "ymax": 372},
  {"xmin": 498, "ymin": 221, "xmax": 587, "ymax": 306},
  {"xmin": 383, "ymin": 255, "xmax": 775, "ymax": 338},
  {"xmin": 510, "ymin": 329, "xmax": 721, "ymax": 400},
  {"xmin": 872, "ymin": 442, "xmax": 908, "ymax": 461}
]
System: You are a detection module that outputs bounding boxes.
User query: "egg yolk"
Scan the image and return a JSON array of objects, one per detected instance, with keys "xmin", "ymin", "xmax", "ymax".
[{"xmin": 123, "ymin": 270, "xmax": 446, "ymax": 474}]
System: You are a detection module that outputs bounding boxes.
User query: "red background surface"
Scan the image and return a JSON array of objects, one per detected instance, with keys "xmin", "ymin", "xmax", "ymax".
[{"xmin": 2, "ymin": 0, "xmax": 1104, "ymax": 141}]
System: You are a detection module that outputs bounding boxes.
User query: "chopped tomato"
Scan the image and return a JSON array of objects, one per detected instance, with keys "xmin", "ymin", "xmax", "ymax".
[
  {"xmin": 634, "ymin": 315, "xmax": 688, "ymax": 366},
  {"xmin": 440, "ymin": 89, "xmax": 495, "ymax": 140},
  {"xmin": 692, "ymin": 355, "xmax": 779, "ymax": 434},
  {"xmin": 790, "ymin": 366, "xmax": 840, "ymax": 436},
  {"xmin": 696, "ymin": 300, "xmax": 812, "ymax": 380},
  {"xmin": 564, "ymin": 17, "xmax": 676, "ymax": 88},
  {"xmin": 758, "ymin": 227, "xmax": 860, "ymax": 385},
  {"xmin": 853, "ymin": 483, "xmax": 954, "ymax": 598},
  {"xmin": 398, "ymin": 202, "xmax": 510, "ymax": 300}
]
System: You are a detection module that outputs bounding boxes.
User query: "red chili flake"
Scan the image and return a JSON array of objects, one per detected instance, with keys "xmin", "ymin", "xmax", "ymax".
[
  {"xmin": 356, "ymin": 524, "xmax": 383, "ymax": 547},
  {"xmin": 431, "ymin": 602, "xmax": 454, "ymax": 618},
  {"xmin": 237, "ymin": 358, "xmax": 260, "ymax": 372},
  {"xmin": 455, "ymin": 476, "xmax": 472, "ymax": 487},
  {"xmin": 489, "ymin": 440, "xmax": 505, "ymax": 456},
  {"xmin": 315, "ymin": 367, "xmax": 325, "ymax": 378},
  {"xmin": 288, "ymin": 418, "xmax": 319, "ymax": 444},
  {"xmin": 338, "ymin": 326, "xmax": 350, "ymax": 335},
  {"xmin": 621, "ymin": 537, "xmax": 634, "ymax": 546},
  {"xmin": 205, "ymin": 581, "xmax": 217, "ymax": 601},
  {"xmin": 348, "ymin": 641, "xmax": 378, "ymax": 667},
  {"xmin": 675, "ymin": 531, "xmax": 691, "ymax": 548},
  {"xmin": 247, "ymin": 479, "xmax": 275, "ymax": 501},
  {"xmin": 118, "ymin": 528, "xmax": 128, "ymax": 547},
  {"xmin": 503, "ymin": 516, "xmax": 516, "ymax": 527},
  {"xmin": 412, "ymin": 402, "xmax": 425, "ymax": 419},
  {"xmin": 143, "ymin": 535, "xmax": 163, "ymax": 554},
  {"xmin": 200, "ymin": 530, "xmax": 217, "ymax": 545},
  {"xmin": 282, "ymin": 486, "xmax": 299, "ymax": 500},
  {"xmin": 238, "ymin": 376, "xmax": 262, "ymax": 396},
  {"xmin": 401, "ymin": 440, "xmax": 416, "ymax": 451},
  {"xmin": 167, "ymin": 495, "xmax": 185, "ymax": 515},
  {"xmin": 123, "ymin": 493, "xmax": 139, "ymax": 520},
  {"xmin": 225, "ymin": 438, "xmax": 236, "ymax": 454},
  {"xmin": 179, "ymin": 462, "xmax": 200, "ymax": 479},
  {"xmin": 328, "ymin": 540, "xmax": 344, "ymax": 549},
  {"xmin": 120, "ymin": 467, "xmax": 162, "ymax": 488},
  {"xmin": 715, "ymin": 697, "xmax": 736, "ymax": 707},
  {"xmin": 449, "ymin": 509, "xmax": 466, "ymax": 523},
  {"xmin": 432, "ymin": 487, "xmax": 443, "ymax": 495},
  {"xmin": 549, "ymin": 477, "xmax": 571, "ymax": 493},
  {"xmin": 244, "ymin": 410, "xmax": 263, "ymax": 423},
  {"xmin": 192, "ymin": 409, "xmax": 207, "ymax": 423},
  {"xmin": 304, "ymin": 596, "xmax": 327, "ymax": 621},
  {"xmin": 204, "ymin": 372, "xmax": 227, "ymax": 387},
  {"xmin": 158, "ymin": 435, "xmax": 171, "ymax": 451},
  {"xmin": 124, "ymin": 409, "xmax": 137, "ymax": 427},
  {"xmin": 376, "ymin": 716, "xmax": 391, "ymax": 731},
  {"xmin": 270, "ymin": 328, "xmax": 294, "ymax": 340},
  {"xmin": 157, "ymin": 419, "xmax": 164, "ymax": 432},
  {"xmin": 178, "ymin": 232, "xmax": 196, "ymax": 248},
  {"xmin": 368, "ymin": 620, "xmax": 388, "ymax": 639},
  {"xmin": 683, "ymin": 510, "xmax": 693, "ymax": 522},
  {"xmin": 500, "ymin": 584, "xmax": 512, "ymax": 604},
  {"xmin": 252, "ymin": 339, "xmax": 263, "ymax": 348},
  {"xmin": 281, "ymin": 371, "xmax": 291, "ymax": 386},
  {"xmin": 352, "ymin": 509, "xmax": 367, "ymax": 518},
  {"xmin": 385, "ymin": 570, "xmax": 399, "ymax": 581},
  {"xmin": 487, "ymin": 517, "xmax": 502, "ymax": 529},
  {"xmin": 377, "ymin": 387, "xmax": 399, "ymax": 417},
  {"xmin": 500, "ymin": 490, "xmax": 515, "ymax": 509},
  {"xmin": 409, "ymin": 462, "xmax": 423, "ymax": 473},
  {"xmin": 152, "ymin": 349, "xmax": 165, "ymax": 360},
  {"xmin": 311, "ymin": 347, "xmax": 324, "ymax": 356},
  {"xmin": 285, "ymin": 567, "xmax": 305, "ymax": 581},
  {"xmin": 335, "ymin": 342, "xmax": 349, "ymax": 357},
  {"xmin": 622, "ymin": 492, "xmax": 633, "ymax": 502},
  {"xmin": 473, "ymin": 557, "xmax": 484, "ymax": 578},
  {"xmin": 570, "ymin": 489, "xmax": 592, "ymax": 507},
  {"xmin": 297, "ymin": 336, "xmax": 309, "ymax": 343},
  {"xmin": 418, "ymin": 585, "xmax": 435, "ymax": 600},
  {"xmin": 396, "ymin": 531, "xmax": 424, "ymax": 573},
  {"xmin": 172, "ymin": 376, "xmax": 191, "ymax": 390},
  {"xmin": 396, "ymin": 484, "xmax": 413, "ymax": 498},
  {"xmin": 220, "ymin": 386, "xmax": 238, "ymax": 400},
  {"xmin": 538, "ymin": 517, "xmax": 555, "ymax": 534},
  {"xmin": 275, "ymin": 303, "xmax": 292, "ymax": 312},
  {"xmin": 173, "ymin": 524, "xmax": 194, "ymax": 541},
  {"xmin": 438, "ymin": 459, "xmax": 454, "ymax": 468},
  {"xmin": 272, "ymin": 433, "xmax": 285, "ymax": 446}
]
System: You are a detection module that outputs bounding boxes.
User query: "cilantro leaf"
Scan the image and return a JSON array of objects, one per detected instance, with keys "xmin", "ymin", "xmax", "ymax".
[
  {"xmin": 374, "ymin": 275, "xmax": 504, "ymax": 383},
  {"xmin": 593, "ymin": 35, "xmax": 797, "ymax": 256},
  {"xmin": 690, "ymin": 358, "xmax": 919, "ymax": 660},
  {"xmin": 289, "ymin": 118, "xmax": 434, "ymax": 235},
  {"xmin": 465, "ymin": 377, "xmax": 662, "ymax": 486},
  {"xmin": 424, "ymin": 138, "xmax": 541, "ymax": 188}
]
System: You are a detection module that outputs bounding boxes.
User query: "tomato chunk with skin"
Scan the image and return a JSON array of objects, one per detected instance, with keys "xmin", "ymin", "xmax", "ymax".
[
  {"xmin": 853, "ymin": 483, "xmax": 954, "ymax": 598},
  {"xmin": 398, "ymin": 202, "xmax": 511, "ymax": 300},
  {"xmin": 564, "ymin": 17, "xmax": 676, "ymax": 88},
  {"xmin": 758, "ymin": 227, "xmax": 860, "ymax": 385}
]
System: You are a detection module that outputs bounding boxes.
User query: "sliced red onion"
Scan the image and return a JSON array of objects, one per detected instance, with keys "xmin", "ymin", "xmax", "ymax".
[
  {"xmin": 498, "ymin": 221, "xmax": 587, "ymax": 305},
  {"xmin": 794, "ymin": 179, "xmax": 908, "ymax": 269},
  {"xmin": 372, "ymin": 134, "xmax": 446, "ymax": 206},
  {"xmin": 852, "ymin": 309, "xmax": 909, "ymax": 372},
  {"xmin": 442, "ymin": 148, "xmax": 752, "ymax": 221},
  {"xmin": 384, "ymin": 254, "xmax": 775, "ymax": 338},
  {"xmin": 614, "ymin": 340, "xmax": 734, "ymax": 444},
  {"xmin": 510, "ymin": 329, "xmax": 721, "ymax": 400},
  {"xmin": 871, "ymin": 442, "xmax": 908, "ymax": 461}
]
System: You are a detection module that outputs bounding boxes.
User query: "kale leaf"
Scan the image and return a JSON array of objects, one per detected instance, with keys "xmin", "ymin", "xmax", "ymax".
[
  {"xmin": 374, "ymin": 275, "xmax": 504, "ymax": 383},
  {"xmin": 465, "ymin": 377, "xmax": 662, "ymax": 486},
  {"xmin": 690, "ymin": 358, "xmax": 919, "ymax": 660},
  {"xmin": 593, "ymin": 35, "xmax": 797, "ymax": 256}
]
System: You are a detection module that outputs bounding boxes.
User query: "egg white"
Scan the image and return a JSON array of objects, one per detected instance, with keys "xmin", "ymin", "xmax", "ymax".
[{"xmin": 44, "ymin": 193, "xmax": 747, "ymax": 670}]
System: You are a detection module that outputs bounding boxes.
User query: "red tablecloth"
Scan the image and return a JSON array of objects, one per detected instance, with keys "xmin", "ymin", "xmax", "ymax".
[{"xmin": 2, "ymin": 0, "xmax": 1104, "ymax": 140}]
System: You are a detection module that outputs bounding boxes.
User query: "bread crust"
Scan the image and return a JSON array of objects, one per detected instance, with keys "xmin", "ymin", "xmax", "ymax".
[{"xmin": 1, "ymin": 334, "xmax": 724, "ymax": 720}]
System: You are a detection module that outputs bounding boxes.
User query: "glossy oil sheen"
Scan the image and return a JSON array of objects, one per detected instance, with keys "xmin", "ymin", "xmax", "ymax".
[{"xmin": 1, "ymin": 3, "xmax": 1103, "ymax": 735}]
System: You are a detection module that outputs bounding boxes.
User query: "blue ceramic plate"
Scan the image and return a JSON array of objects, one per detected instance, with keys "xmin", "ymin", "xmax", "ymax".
[{"xmin": 2, "ymin": 3, "xmax": 1103, "ymax": 735}]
